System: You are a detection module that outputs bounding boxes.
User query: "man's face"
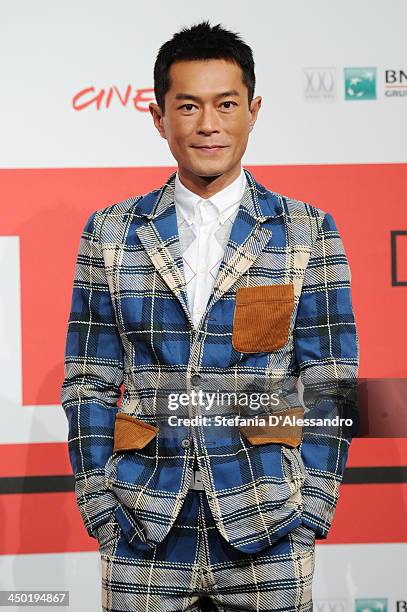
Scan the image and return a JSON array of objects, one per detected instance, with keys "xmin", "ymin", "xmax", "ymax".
[{"xmin": 149, "ymin": 58, "xmax": 261, "ymax": 185}]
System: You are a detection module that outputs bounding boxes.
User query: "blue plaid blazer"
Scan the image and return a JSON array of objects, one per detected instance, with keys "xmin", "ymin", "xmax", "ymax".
[{"xmin": 61, "ymin": 168, "xmax": 359, "ymax": 554}]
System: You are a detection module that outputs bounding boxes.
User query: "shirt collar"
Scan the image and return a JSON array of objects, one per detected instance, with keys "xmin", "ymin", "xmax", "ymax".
[{"xmin": 174, "ymin": 166, "xmax": 246, "ymax": 225}]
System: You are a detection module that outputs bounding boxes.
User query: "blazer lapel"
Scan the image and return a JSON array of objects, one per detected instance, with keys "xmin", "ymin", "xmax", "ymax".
[
  {"xmin": 135, "ymin": 168, "xmax": 282, "ymax": 330},
  {"xmin": 135, "ymin": 172, "xmax": 194, "ymax": 329},
  {"xmin": 203, "ymin": 168, "xmax": 282, "ymax": 316}
]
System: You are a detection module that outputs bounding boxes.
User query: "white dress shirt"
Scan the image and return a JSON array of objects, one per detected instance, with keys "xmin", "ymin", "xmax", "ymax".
[{"xmin": 174, "ymin": 167, "xmax": 247, "ymax": 329}]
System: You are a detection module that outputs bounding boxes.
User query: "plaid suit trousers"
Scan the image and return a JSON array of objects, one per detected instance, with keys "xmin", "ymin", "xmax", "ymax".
[{"xmin": 96, "ymin": 488, "xmax": 316, "ymax": 612}]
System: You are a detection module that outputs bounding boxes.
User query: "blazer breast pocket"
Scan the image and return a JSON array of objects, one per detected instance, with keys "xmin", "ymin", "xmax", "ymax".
[{"xmin": 232, "ymin": 283, "xmax": 295, "ymax": 353}]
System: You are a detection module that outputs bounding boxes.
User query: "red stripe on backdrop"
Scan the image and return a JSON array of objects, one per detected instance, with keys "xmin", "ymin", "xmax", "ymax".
[
  {"xmin": 347, "ymin": 438, "xmax": 407, "ymax": 467},
  {"xmin": 325, "ymin": 483, "xmax": 407, "ymax": 545},
  {"xmin": 0, "ymin": 484, "xmax": 406, "ymax": 555},
  {"xmin": 0, "ymin": 164, "xmax": 406, "ymax": 404},
  {"xmin": 0, "ymin": 443, "xmax": 71, "ymax": 477},
  {"xmin": 0, "ymin": 492, "xmax": 98, "ymax": 555},
  {"xmin": 0, "ymin": 164, "xmax": 406, "ymax": 553},
  {"xmin": 0, "ymin": 438, "xmax": 406, "ymax": 479}
]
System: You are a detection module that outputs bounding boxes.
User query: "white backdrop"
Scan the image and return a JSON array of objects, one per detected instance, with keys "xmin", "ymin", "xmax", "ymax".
[
  {"xmin": 1, "ymin": 0, "xmax": 406, "ymax": 168},
  {"xmin": 1, "ymin": 2, "xmax": 406, "ymax": 611}
]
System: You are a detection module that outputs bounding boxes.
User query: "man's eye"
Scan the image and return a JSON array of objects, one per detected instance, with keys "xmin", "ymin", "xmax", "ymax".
[
  {"xmin": 221, "ymin": 101, "xmax": 236, "ymax": 109},
  {"xmin": 180, "ymin": 104, "xmax": 196, "ymax": 111}
]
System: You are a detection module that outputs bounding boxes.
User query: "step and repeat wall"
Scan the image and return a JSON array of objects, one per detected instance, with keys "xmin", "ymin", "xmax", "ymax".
[{"xmin": 1, "ymin": 1, "xmax": 406, "ymax": 610}]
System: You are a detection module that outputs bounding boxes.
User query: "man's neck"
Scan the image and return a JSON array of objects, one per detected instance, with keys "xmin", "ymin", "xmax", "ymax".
[{"xmin": 176, "ymin": 164, "xmax": 242, "ymax": 199}]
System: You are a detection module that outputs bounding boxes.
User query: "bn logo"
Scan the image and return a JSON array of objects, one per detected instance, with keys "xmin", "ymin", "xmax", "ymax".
[
  {"xmin": 385, "ymin": 70, "xmax": 407, "ymax": 84},
  {"xmin": 385, "ymin": 70, "xmax": 407, "ymax": 97}
]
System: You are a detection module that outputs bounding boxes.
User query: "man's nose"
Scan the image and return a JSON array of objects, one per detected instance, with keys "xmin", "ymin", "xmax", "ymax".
[{"xmin": 196, "ymin": 106, "xmax": 220, "ymax": 134}]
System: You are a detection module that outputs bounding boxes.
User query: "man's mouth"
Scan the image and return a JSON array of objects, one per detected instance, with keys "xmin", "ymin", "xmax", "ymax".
[{"xmin": 191, "ymin": 145, "xmax": 228, "ymax": 153}]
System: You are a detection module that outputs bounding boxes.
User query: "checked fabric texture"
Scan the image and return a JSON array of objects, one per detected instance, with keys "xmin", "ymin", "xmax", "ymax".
[
  {"xmin": 61, "ymin": 168, "xmax": 359, "ymax": 565},
  {"xmin": 96, "ymin": 489, "xmax": 316, "ymax": 611}
]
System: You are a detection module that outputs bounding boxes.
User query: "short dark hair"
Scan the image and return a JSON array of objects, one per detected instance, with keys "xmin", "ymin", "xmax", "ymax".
[{"xmin": 153, "ymin": 20, "xmax": 255, "ymax": 113}]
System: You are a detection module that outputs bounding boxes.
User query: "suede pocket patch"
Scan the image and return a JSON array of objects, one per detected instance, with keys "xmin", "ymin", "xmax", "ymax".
[
  {"xmin": 240, "ymin": 407, "xmax": 304, "ymax": 448},
  {"xmin": 113, "ymin": 413, "xmax": 158, "ymax": 452},
  {"xmin": 232, "ymin": 283, "xmax": 295, "ymax": 353}
]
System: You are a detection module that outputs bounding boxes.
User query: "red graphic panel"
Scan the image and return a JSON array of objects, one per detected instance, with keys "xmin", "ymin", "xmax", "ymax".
[{"xmin": 0, "ymin": 164, "xmax": 406, "ymax": 553}]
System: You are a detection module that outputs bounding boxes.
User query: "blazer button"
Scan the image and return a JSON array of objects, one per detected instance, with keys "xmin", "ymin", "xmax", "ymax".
[
  {"xmin": 181, "ymin": 438, "xmax": 192, "ymax": 449},
  {"xmin": 191, "ymin": 374, "xmax": 201, "ymax": 386}
]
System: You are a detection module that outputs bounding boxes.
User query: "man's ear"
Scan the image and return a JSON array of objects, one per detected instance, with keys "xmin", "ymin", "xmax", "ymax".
[
  {"xmin": 249, "ymin": 95, "xmax": 262, "ymax": 129},
  {"xmin": 149, "ymin": 102, "xmax": 167, "ymax": 139}
]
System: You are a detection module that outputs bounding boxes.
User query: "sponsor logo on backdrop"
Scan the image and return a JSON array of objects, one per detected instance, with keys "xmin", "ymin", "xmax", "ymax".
[
  {"xmin": 314, "ymin": 598, "xmax": 348, "ymax": 611},
  {"xmin": 303, "ymin": 67, "xmax": 336, "ymax": 100},
  {"xmin": 384, "ymin": 70, "xmax": 407, "ymax": 97},
  {"xmin": 72, "ymin": 85, "xmax": 155, "ymax": 111},
  {"xmin": 354, "ymin": 598, "xmax": 387, "ymax": 612},
  {"xmin": 344, "ymin": 67, "xmax": 377, "ymax": 100},
  {"xmin": 396, "ymin": 602, "xmax": 407, "ymax": 611}
]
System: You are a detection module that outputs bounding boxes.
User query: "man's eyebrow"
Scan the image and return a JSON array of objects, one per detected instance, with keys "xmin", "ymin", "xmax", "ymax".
[{"xmin": 174, "ymin": 90, "xmax": 241, "ymax": 102}]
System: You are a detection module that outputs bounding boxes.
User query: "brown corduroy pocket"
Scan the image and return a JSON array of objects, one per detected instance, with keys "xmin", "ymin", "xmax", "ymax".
[
  {"xmin": 232, "ymin": 283, "xmax": 294, "ymax": 353},
  {"xmin": 240, "ymin": 407, "xmax": 304, "ymax": 447},
  {"xmin": 113, "ymin": 413, "xmax": 158, "ymax": 452}
]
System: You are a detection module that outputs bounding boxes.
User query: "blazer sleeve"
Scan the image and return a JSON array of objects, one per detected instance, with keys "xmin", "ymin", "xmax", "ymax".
[
  {"xmin": 61, "ymin": 209, "xmax": 123, "ymax": 539},
  {"xmin": 294, "ymin": 211, "xmax": 359, "ymax": 539}
]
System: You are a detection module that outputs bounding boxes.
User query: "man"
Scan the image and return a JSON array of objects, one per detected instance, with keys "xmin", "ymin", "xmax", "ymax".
[{"xmin": 61, "ymin": 21, "xmax": 359, "ymax": 612}]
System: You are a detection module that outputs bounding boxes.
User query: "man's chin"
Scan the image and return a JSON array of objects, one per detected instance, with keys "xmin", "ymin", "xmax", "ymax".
[
  {"xmin": 197, "ymin": 171, "xmax": 223, "ymax": 179},
  {"xmin": 189, "ymin": 165, "xmax": 232, "ymax": 180}
]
